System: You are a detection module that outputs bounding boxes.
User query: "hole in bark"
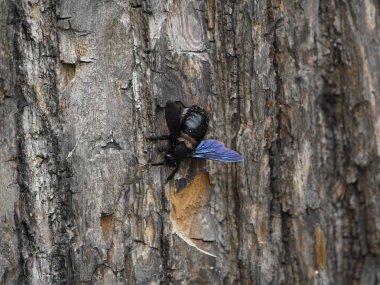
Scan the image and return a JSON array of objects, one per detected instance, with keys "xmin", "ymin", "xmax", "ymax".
[
  {"xmin": 100, "ymin": 213, "xmax": 114, "ymax": 241},
  {"xmin": 59, "ymin": 62, "xmax": 76, "ymax": 89}
]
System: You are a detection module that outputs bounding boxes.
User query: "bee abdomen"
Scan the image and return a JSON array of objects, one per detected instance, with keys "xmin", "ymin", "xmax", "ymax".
[{"xmin": 180, "ymin": 106, "xmax": 209, "ymax": 145}]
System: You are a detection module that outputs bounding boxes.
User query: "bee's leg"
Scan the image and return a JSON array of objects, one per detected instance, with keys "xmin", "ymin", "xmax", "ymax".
[
  {"xmin": 150, "ymin": 161, "xmax": 166, "ymax": 166},
  {"xmin": 166, "ymin": 165, "xmax": 179, "ymax": 182},
  {"xmin": 146, "ymin": 135, "xmax": 170, "ymax": 141}
]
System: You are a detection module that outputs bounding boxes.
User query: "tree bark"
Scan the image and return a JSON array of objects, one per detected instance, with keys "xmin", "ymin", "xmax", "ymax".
[{"xmin": 0, "ymin": 0, "xmax": 379, "ymax": 284}]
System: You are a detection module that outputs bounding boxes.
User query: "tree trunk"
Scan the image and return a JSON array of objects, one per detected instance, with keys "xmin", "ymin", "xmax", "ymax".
[{"xmin": 0, "ymin": 0, "xmax": 379, "ymax": 284}]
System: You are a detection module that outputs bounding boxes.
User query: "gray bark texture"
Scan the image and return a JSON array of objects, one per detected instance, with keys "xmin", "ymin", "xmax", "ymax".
[{"xmin": 0, "ymin": 0, "xmax": 379, "ymax": 284}]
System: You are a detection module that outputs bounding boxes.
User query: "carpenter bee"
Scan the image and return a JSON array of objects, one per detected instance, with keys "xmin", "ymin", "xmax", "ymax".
[{"xmin": 147, "ymin": 100, "xmax": 243, "ymax": 180}]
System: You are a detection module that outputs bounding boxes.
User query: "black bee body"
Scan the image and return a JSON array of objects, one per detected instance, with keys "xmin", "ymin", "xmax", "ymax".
[
  {"xmin": 148, "ymin": 100, "xmax": 242, "ymax": 181},
  {"xmin": 165, "ymin": 104, "xmax": 209, "ymax": 166}
]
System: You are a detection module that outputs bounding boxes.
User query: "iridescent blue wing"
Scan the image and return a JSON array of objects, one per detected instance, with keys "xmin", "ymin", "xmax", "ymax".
[{"xmin": 189, "ymin": 140, "xmax": 243, "ymax": 162}]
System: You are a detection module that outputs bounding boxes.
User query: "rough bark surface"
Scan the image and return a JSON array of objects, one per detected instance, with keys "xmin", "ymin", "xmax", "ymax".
[{"xmin": 0, "ymin": 0, "xmax": 379, "ymax": 284}]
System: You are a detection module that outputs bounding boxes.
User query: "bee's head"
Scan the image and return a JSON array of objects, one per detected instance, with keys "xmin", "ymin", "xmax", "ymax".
[
  {"xmin": 164, "ymin": 153, "xmax": 178, "ymax": 166},
  {"xmin": 165, "ymin": 143, "xmax": 188, "ymax": 166}
]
